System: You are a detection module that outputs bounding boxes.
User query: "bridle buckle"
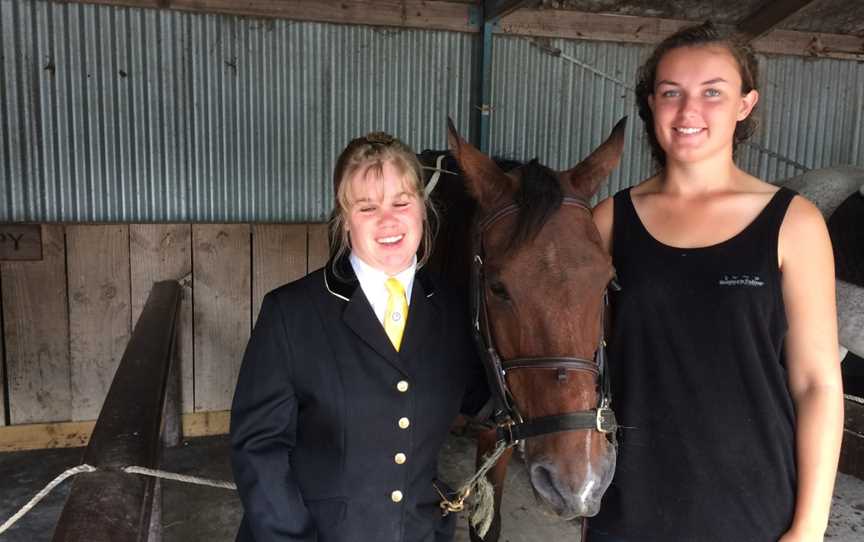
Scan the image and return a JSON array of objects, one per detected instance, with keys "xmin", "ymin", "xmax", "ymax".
[
  {"xmin": 500, "ymin": 419, "xmax": 519, "ymax": 445},
  {"xmin": 596, "ymin": 406, "xmax": 615, "ymax": 434}
]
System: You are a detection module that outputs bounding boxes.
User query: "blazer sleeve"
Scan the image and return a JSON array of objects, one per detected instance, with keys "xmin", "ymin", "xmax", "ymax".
[
  {"xmin": 230, "ymin": 292, "xmax": 315, "ymax": 541},
  {"xmin": 453, "ymin": 304, "xmax": 491, "ymax": 418},
  {"xmin": 460, "ymin": 348, "xmax": 491, "ymax": 418}
]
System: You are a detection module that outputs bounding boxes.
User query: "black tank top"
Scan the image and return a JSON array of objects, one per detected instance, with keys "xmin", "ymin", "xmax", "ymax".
[{"xmin": 589, "ymin": 187, "xmax": 798, "ymax": 541}]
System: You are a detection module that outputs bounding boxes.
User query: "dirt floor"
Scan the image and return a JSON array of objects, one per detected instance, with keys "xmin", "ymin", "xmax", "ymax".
[{"xmin": 1, "ymin": 433, "xmax": 863, "ymax": 541}]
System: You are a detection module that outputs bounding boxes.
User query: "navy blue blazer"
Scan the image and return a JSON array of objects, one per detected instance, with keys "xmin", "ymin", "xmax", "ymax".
[{"xmin": 230, "ymin": 257, "xmax": 487, "ymax": 542}]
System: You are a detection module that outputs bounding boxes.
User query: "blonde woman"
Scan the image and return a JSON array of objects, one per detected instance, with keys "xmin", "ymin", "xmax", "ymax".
[{"xmin": 230, "ymin": 132, "xmax": 487, "ymax": 542}]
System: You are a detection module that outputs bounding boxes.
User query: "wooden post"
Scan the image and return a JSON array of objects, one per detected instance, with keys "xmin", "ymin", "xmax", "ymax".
[
  {"xmin": 161, "ymin": 339, "xmax": 182, "ymax": 448},
  {"xmin": 52, "ymin": 281, "xmax": 182, "ymax": 542}
]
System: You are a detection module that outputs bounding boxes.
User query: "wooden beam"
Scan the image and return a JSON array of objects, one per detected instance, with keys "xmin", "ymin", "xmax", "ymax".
[
  {"xmin": 62, "ymin": 0, "xmax": 478, "ymax": 33},
  {"xmin": 499, "ymin": 9, "xmax": 696, "ymax": 45},
  {"xmin": 486, "ymin": 0, "xmax": 540, "ymax": 22},
  {"xmin": 58, "ymin": 1, "xmax": 864, "ymax": 60},
  {"xmin": 0, "ymin": 420, "xmax": 95, "ymax": 452},
  {"xmin": 735, "ymin": 0, "xmax": 820, "ymax": 43},
  {"xmin": 498, "ymin": 9, "xmax": 864, "ymax": 61},
  {"xmin": 0, "ymin": 411, "xmax": 230, "ymax": 452},
  {"xmin": 751, "ymin": 29, "xmax": 864, "ymax": 61},
  {"xmin": 52, "ymin": 281, "xmax": 181, "ymax": 542}
]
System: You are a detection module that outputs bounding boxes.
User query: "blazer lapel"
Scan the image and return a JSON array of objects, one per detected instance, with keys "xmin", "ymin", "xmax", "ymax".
[
  {"xmin": 399, "ymin": 269, "xmax": 441, "ymax": 362},
  {"xmin": 342, "ymin": 289, "xmax": 403, "ymax": 370},
  {"xmin": 326, "ymin": 256, "xmax": 405, "ymax": 372}
]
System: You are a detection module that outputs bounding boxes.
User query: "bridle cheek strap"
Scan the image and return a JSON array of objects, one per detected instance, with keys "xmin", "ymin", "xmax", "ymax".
[{"xmin": 471, "ymin": 197, "xmax": 619, "ymax": 445}]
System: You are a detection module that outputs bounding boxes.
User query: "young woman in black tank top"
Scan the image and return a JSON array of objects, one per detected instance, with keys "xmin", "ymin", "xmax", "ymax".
[{"xmin": 589, "ymin": 23, "xmax": 843, "ymax": 542}]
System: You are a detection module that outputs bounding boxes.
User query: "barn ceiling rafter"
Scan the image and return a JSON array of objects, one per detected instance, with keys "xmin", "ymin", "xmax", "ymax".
[{"xmin": 59, "ymin": 0, "xmax": 864, "ymax": 60}]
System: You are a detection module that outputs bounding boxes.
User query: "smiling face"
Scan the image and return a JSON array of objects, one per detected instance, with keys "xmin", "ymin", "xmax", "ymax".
[
  {"xmin": 344, "ymin": 160, "xmax": 424, "ymax": 276},
  {"xmin": 648, "ymin": 45, "xmax": 759, "ymax": 165}
]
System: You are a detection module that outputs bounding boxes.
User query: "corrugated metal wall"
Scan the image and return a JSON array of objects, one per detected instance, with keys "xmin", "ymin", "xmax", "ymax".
[
  {"xmin": 0, "ymin": 0, "xmax": 474, "ymax": 222},
  {"xmin": 489, "ymin": 35, "xmax": 864, "ymax": 201},
  {"xmin": 2, "ymin": 1, "xmax": 863, "ymax": 222},
  {"xmin": 489, "ymin": 37, "xmax": 651, "ymax": 201}
]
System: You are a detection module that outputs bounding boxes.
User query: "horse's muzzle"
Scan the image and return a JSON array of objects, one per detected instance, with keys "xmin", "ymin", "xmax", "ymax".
[{"xmin": 528, "ymin": 454, "xmax": 615, "ymax": 519}]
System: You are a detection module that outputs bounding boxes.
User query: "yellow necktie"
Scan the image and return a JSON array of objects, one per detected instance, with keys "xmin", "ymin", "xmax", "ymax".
[{"xmin": 384, "ymin": 278, "xmax": 408, "ymax": 351}]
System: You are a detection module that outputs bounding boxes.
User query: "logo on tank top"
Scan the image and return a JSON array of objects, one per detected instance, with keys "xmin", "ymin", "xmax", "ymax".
[{"xmin": 718, "ymin": 274, "xmax": 764, "ymax": 287}]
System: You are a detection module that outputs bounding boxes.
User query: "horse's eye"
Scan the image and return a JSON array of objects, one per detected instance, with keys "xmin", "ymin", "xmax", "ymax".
[{"xmin": 488, "ymin": 281, "xmax": 510, "ymax": 300}]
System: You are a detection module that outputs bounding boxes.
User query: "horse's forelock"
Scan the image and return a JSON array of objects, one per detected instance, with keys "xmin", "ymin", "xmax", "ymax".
[{"xmin": 504, "ymin": 158, "xmax": 563, "ymax": 247}]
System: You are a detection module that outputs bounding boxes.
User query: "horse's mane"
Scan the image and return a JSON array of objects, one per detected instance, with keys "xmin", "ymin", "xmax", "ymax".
[{"xmin": 496, "ymin": 158, "xmax": 563, "ymax": 247}]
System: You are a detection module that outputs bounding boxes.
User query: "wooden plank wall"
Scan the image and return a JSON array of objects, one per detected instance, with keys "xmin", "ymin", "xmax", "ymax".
[
  {"xmin": 67, "ymin": 225, "xmax": 132, "ymax": 421},
  {"xmin": 130, "ymin": 225, "xmax": 194, "ymax": 413},
  {"xmin": 0, "ymin": 223, "xmax": 330, "ymax": 430},
  {"xmin": 1, "ymin": 225, "xmax": 71, "ymax": 424}
]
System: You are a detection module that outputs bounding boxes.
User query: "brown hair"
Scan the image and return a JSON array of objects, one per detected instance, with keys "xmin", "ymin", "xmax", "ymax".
[
  {"xmin": 635, "ymin": 21, "xmax": 760, "ymax": 168},
  {"xmin": 328, "ymin": 132, "xmax": 438, "ymax": 273}
]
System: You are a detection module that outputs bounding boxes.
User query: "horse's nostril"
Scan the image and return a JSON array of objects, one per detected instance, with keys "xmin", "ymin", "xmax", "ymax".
[{"xmin": 529, "ymin": 463, "xmax": 566, "ymax": 512}]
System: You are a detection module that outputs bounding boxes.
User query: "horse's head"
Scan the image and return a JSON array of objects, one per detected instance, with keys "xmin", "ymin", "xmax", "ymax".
[{"xmin": 447, "ymin": 118, "xmax": 626, "ymax": 519}]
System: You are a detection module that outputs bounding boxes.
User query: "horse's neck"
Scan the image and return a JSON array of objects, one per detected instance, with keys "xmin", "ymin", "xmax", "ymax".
[{"xmin": 421, "ymin": 152, "xmax": 476, "ymax": 299}]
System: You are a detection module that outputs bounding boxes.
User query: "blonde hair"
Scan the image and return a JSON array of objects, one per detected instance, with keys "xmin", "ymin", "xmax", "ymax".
[{"xmin": 328, "ymin": 132, "xmax": 438, "ymax": 274}]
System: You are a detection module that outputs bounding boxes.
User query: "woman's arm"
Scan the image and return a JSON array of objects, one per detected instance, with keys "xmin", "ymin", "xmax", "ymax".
[
  {"xmin": 231, "ymin": 293, "xmax": 315, "ymax": 541},
  {"xmin": 778, "ymin": 196, "xmax": 844, "ymax": 542}
]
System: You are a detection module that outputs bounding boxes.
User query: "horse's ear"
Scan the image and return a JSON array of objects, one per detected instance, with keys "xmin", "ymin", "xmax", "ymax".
[
  {"xmin": 563, "ymin": 117, "xmax": 627, "ymax": 200},
  {"xmin": 447, "ymin": 117, "xmax": 513, "ymax": 209}
]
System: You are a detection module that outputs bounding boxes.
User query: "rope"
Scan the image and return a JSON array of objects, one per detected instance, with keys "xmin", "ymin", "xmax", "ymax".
[
  {"xmin": 0, "ymin": 464, "xmax": 97, "ymax": 535},
  {"xmin": 845, "ymin": 393, "xmax": 864, "ymax": 405},
  {"xmin": 436, "ymin": 440, "xmax": 511, "ymax": 538},
  {"xmin": 0, "ymin": 464, "xmax": 235, "ymax": 535},
  {"xmin": 122, "ymin": 466, "xmax": 237, "ymax": 490},
  {"xmin": 424, "ymin": 154, "xmax": 449, "ymax": 197}
]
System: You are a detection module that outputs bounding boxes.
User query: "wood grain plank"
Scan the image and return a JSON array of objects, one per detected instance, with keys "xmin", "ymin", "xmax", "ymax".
[
  {"xmin": 735, "ymin": 0, "xmax": 819, "ymax": 43},
  {"xmin": 67, "ymin": 225, "xmax": 132, "ymax": 422},
  {"xmin": 130, "ymin": 224, "xmax": 194, "ymax": 413},
  {"xmin": 0, "ymin": 420, "xmax": 94, "ymax": 452},
  {"xmin": 181, "ymin": 409, "xmax": 230, "ymax": 438},
  {"xmin": 252, "ymin": 224, "xmax": 307, "ymax": 322},
  {"xmin": 307, "ymin": 223, "xmax": 331, "ymax": 274},
  {"xmin": 499, "ymin": 9, "xmax": 692, "ymax": 45},
  {"xmin": 63, "ymin": 0, "xmax": 478, "ymax": 33},
  {"xmin": 0, "ymin": 409, "xmax": 231, "ymax": 452},
  {"xmin": 1, "ymin": 225, "xmax": 71, "ymax": 424},
  {"xmin": 193, "ymin": 224, "xmax": 251, "ymax": 412},
  {"xmin": 498, "ymin": 9, "xmax": 864, "ymax": 60}
]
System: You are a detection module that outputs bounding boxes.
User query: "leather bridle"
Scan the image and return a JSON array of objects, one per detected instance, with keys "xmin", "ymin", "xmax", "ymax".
[{"xmin": 471, "ymin": 196, "xmax": 619, "ymax": 446}]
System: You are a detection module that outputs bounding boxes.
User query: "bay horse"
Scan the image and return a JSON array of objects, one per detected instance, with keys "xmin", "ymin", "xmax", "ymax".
[{"xmin": 422, "ymin": 117, "xmax": 627, "ymax": 541}]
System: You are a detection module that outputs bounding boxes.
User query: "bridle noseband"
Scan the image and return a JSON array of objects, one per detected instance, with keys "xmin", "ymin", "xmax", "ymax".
[{"xmin": 471, "ymin": 196, "xmax": 619, "ymax": 446}]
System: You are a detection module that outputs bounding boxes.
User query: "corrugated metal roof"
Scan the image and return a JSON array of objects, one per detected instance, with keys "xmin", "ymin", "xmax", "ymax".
[{"xmin": 1, "ymin": 1, "xmax": 862, "ymax": 222}]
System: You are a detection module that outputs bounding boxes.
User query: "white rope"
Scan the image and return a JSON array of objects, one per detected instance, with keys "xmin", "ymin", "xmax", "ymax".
[
  {"xmin": 0, "ymin": 463, "xmax": 236, "ymax": 535},
  {"xmin": 0, "ymin": 464, "xmax": 97, "ymax": 535},
  {"xmin": 424, "ymin": 154, "xmax": 449, "ymax": 197},
  {"xmin": 122, "ymin": 466, "xmax": 237, "ymax": 490},
  {"xmin": 437, "ymin": 440, "xmax": 511, "ymax": 538}
]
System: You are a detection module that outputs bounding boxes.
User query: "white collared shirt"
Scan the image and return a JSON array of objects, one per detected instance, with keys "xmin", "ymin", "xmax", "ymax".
[{"xmin": 349, "ymin": 252, "xmax": 416, "ymax": 325}]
